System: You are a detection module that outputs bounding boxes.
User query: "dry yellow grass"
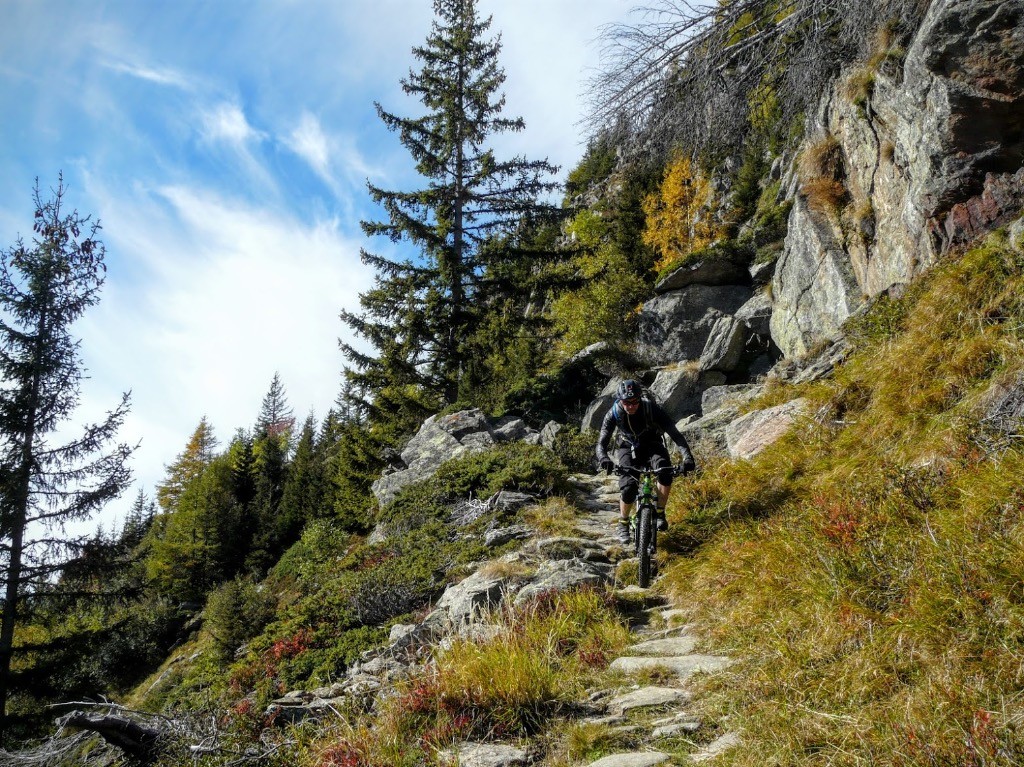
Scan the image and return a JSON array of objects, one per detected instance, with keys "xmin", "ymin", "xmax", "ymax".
[{"xmin": 661, "ymin": 228, "xmax": 1024, "ymax": 765}]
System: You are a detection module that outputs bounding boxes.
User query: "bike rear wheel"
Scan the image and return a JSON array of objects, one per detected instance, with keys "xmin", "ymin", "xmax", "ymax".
[{"xmin": 637, "ymin": 503, "xmax": 655, "ymax": 588}]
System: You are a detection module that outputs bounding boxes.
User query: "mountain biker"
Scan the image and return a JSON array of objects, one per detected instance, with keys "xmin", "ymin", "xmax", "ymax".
[{"xmin": 596, "ymin": 379, "xmax": 697, "ymax": 544}]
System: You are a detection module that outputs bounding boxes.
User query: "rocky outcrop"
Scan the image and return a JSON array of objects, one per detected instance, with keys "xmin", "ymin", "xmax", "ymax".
[
  {"xmin": 654, "ymin": 246, "xmax": 752, "ymax": 293},
  {"xmin": 638, "ymin": 284, "xmax": 753, "ymax": 363},
  {"xmin": 371, "ymin": 409, "xmax": 539, "ymax": 507},
  {"xmin": 770, "ymin": 195, "xmax": 864, "ymax": 357},
  {"xmin": 771, "ymin": 0, "xmax": 1024, "ymax": 357},
  {"xmin": 726, "ymin": 398, "xmax": 811, "ymax": 460}
]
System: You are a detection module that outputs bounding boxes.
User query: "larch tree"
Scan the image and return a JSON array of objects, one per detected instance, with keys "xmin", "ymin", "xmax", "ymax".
[
  {"xmin": 155, "ymin": 417, "xmax": 218, "ymax": 513},
  {"xmin": 340, "ymin": 0, "xmax": 561, "ymax": 422},
  {"xmin": 0, "ymin": 177, "xmax": 134, "ymax": 735}
]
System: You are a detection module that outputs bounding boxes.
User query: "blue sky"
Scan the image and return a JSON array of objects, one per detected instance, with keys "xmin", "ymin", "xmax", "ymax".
[{"xmin": 0, "ymin": 0, "xmax": 633, "ymax": 531}]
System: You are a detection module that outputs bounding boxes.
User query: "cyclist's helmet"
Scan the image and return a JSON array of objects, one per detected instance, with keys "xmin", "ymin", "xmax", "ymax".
[{"xmin": 616, "ymin": 379, "xmax": 643, "ymax": 402}]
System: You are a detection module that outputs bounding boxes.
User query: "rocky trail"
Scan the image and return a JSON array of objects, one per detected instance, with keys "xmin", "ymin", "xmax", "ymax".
[{"xmin": 270, "ymin": 473, "xmax": 740, "ymax": 766}]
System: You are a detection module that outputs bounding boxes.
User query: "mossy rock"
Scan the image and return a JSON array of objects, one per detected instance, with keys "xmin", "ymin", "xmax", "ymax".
[{"xmin": 654, "ymin": 240, "xmax": 755, "ymax": 293}]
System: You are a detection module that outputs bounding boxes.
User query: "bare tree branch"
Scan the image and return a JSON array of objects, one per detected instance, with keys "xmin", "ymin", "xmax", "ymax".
[{"xmin": 585, "ymin": 0, "xmax": 931, "ymax": 159}]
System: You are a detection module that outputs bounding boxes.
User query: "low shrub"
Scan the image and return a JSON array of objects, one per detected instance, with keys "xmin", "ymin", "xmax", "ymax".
[
  {"xmin": 550, "ymin": 425, "xmax": 598, "ymax": 472},
  {"xmin": 206, "ymin": 577, "xmax": 276, "ymax": 665},
  {"xmin": 431, "ymin": 442, "xmax": 569, "ymax": 500}
]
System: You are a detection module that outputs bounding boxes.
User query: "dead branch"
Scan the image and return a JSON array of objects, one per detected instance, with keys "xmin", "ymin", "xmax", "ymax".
[
  {"xmin": 58, "ymin": 710, "xmax": 164, "ymax": 764},
  {"xmin": 585, "ymin": 0, "xmax": 931, "ymax": 158}
]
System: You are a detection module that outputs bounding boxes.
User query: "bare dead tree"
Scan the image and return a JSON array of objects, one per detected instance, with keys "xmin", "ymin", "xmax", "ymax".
[{"xmin": 586, "ymin": 0, "xmax": 932, "ymax": 159}]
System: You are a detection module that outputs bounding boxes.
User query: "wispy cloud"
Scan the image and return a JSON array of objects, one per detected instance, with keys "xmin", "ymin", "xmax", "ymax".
[
  {"xmin": 102, "ymin": 58, "xmax": 191, "ymax": 89},
  {"xmin": 201, "ymin": 102, "xmax": 265, "ymax": 147},
  {"xmin": 78, "ymin": 179, "xmax": 373, "ymax": 526},
  {"xmin": 287, "ymin": 112, "xmax": 332, "ymax": 180}
]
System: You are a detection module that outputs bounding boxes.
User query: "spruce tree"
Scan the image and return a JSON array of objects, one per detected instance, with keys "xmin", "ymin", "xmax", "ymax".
[
  {"xmin": 277, "ymin": 413, "xmax": 321, "ymax": 544},
  {"xmin": 257, "ymin": 372, "xmax": 295, "ymax": 437},
  {"xmin": 340, "ymin": 0, "xmax": 561, "ymax": 420},
  {"xmin": 0, "ymin": 177, "xmax": 134, "ymax": 734}
]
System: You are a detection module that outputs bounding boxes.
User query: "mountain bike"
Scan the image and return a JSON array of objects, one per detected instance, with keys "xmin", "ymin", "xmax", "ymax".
[{"xmin": 614, "ymin": 464, "xmax": 686, "ymax": 588}]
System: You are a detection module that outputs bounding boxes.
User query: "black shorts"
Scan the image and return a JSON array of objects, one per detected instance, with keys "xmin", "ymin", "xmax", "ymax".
[{"xmin": 615, "ymin": 442, "xmax": 673, "ymax": 504}]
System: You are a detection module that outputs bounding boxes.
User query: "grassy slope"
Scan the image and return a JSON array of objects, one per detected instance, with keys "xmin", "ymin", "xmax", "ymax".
[{"xmin": 662, "ymin": 228, "xmax": 1024, "ymax": 765}]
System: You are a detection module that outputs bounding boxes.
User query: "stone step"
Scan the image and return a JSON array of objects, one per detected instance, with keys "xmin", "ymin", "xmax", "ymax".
[
  {"xmin": 607, "ymin": 686, "xmax": 688, "ymax": 714},
  {"xmin": 626, "ymin": 636, "xmax": 698, "ymax": 656},
  {"xmin": 442, "ymin": 742, "xmax": 529, "ymax": 766},
  {"xmin": 609, "ymin": 655, "xmax": 732, "ymax": 682},
  {"xmin": 586, "ymin": 753, "xmax": 672, "ymax": 767}
]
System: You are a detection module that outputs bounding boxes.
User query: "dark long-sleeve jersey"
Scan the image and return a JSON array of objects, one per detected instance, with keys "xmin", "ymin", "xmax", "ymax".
[{"xmin": 595, "ymin": 399, "xmax": 695, "ymax": 465}]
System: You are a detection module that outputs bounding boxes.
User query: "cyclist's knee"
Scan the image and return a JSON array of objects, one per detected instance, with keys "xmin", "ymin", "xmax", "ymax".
[{"xmin": 621, "ymin": 485, "xmax": 638, "ymax": 504}]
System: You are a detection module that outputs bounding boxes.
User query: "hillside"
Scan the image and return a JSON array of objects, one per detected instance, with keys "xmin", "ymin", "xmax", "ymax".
[{"xmin": 4, "ymin": 0, "xmax": 1024, "ymax": 765}]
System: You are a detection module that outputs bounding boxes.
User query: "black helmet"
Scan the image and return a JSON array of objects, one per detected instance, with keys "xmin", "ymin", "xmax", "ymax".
[{"xmin": 616, "ymin": 379, "xmax": 643, "ymax": 401}]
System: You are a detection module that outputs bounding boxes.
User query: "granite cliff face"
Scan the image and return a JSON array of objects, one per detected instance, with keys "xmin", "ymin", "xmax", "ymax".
[
  {"xmin": 582, "ymin": 0, "xmax": 1024, "ymax": 463},
  {"xmin": 771, "ymin": 0, "xmax": 1024, "ymax": 356}
]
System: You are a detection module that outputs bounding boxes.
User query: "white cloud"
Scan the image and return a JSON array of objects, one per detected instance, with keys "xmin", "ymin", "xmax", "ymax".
[
  {"xmin": 287, "ymin": 112, "xmax": 332, "ymax": 180},
  {"xmin": 202, "ymin": 102, "xmax": 265, "ymax": 147},
  {"xmin": 102, "ymin": 58, "xmax": 191, "ymax": 89},
  {"xmin": 76, "ymin": 181, "xmax": 372, "ymax": 528}
]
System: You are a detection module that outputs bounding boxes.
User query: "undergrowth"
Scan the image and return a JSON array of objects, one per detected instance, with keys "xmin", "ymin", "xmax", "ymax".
[
  {"xmin": 304, "ymin": 589, "xmax": 629, "ymax": 767},
  {"xmin": 662, "ymin": 229, "xmax": 1024, "ymax": 765}
]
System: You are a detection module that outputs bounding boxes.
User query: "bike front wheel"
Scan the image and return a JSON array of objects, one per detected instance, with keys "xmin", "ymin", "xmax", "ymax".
[{"xmin": 637, "ymin": 503, "xmax": 655, "ymax": 588}]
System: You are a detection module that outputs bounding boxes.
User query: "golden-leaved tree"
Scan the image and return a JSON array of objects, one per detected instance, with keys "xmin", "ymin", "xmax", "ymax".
[{"xmin": 641, "ymin": 154, "xmax": 725, "ymax": 272}]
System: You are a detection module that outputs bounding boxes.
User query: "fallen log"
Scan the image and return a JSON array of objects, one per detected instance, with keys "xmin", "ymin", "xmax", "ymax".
[{"xmin": 58, "ymin": 710, "xmax": 164, "ymax": 764}]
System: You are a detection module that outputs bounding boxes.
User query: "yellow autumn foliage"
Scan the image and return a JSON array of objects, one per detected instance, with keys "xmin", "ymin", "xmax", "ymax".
[{"xmin": 642, "ymin": 154, "xmax": 725, "ymax": 272}]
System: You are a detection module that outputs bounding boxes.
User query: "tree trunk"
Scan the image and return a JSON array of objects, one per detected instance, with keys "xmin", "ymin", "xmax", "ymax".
[{"xmin": 60, "ymin": 710, "xmax": 164, "ymax": 764}]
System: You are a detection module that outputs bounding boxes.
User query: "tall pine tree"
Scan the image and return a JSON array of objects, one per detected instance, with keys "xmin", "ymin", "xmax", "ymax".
[
  {"xmin": 0, "ymin": 177, "xmax": 134, "ymax": 735},
  {"xmin": 340, "ymin": 0, "xmax": 561, "ymax": 424}
]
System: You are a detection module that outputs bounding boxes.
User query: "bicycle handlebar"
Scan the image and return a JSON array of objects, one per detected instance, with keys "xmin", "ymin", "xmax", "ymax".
[{"xmin": 607, "ymin": 463, "xmax": 691, "ymax": 478}]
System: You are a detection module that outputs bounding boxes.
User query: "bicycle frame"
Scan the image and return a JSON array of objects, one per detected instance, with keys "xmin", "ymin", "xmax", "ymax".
[{"xmin": 613, "ymin": 464, "xmax": 664, "ymax": 588}]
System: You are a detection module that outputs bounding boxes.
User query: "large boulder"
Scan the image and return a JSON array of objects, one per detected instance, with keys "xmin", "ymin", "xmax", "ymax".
[
  {"xmin": 679, "ymin": 406, "xmax": 741, "ymax": 463},
  {"xmin": 581, "ymin": 377, "xmax": 622, "ymax": 432},
  {"xmin": 372, "ymin": 409, "xmax": 539, "ymax": 507},
  {"xmin": 701, "ymin": 384, "xmax": 765, "ymax": 415},
  {"xmin": 726, "ymin": 399, "xmax": 811, "ymax": 460},
  {"xmin": 638, "ymin": 284, "xmax": 753, "ymax": 362},
  {"xmin": 648, "ymin": 366, "xmax": 726, "ymax": 421},
  {"xmin": 699, "ymin": 315, "xmax": 747, "ymax": 373},
  {"xmin": 734, "ymin": 290, "xmax": 773, "ymax": 339}
]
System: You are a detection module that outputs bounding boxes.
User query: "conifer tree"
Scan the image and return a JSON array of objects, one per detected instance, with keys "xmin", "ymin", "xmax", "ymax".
[
  {"xmin": 146, "ymin": 454, "xmax": 242, "ymax": 601},
  {"xmin": 156, "ymin": 417, "xmax": 218, "ymax": 513},
  {"xmin": 0, "ymin": 177, "xmax": 134, "ymax": 734},
  {"xmin": 278, "ymin": 414, "xmax": 323, "ymax": 539},
  {"xmin": 257, "ymin": 372, "xmax": 295, "ymax": 437},
  {"xmin": 120, "ymin": 489, "xmax": 156, "ymax": 552},
  {"xmin": 246, "ymin": 375, "xmax": 294, "ymax": 571},
  {"xmin": 341, "ymin": 0, "xmax": 561, "ymax": 419}
]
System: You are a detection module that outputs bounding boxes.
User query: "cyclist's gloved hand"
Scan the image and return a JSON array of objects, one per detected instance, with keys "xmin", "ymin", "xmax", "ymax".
[
  {"xmin": 600, "ymin": 458, "xmax": 615, "ymax": 474},
  {"xmin": 681, "ymin": 455, "xmax": 696, "ymax": 475}
]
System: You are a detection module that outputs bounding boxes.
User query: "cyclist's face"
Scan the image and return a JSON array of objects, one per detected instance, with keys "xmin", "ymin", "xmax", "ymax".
[{"xmin": 621, "ymin": 398, "xmax": 640, "ymax": 414}]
